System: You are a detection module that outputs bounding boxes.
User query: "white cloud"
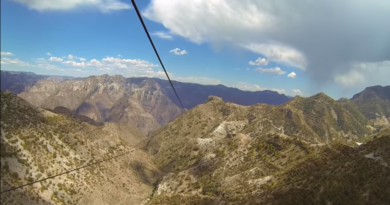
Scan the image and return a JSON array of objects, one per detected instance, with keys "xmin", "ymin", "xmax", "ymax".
[
  {"xmin": 287, "ymin": 72, "xmax": 296, "ymax": 78},
  {"xmin": 1, "ymin": 52, "xmax": 14, "ymax": 56},
  {"xmin": 334, "ymin": 61, "xmax": 390, "ymax": 88},
  {"xmin": 64, "ymin": 60, "xmax": 87, "ymax": 67},
  {"xmin": 26, "ymin": 53, "xmax": 161, "ymax": 77},
  {"xmin": 244, "ymin": 43, "xmax": 307, "ymax": 70},
  {"xmin": 12, "ymin": 0, "xmax": 131, "ymax": 13},
  {"xmin": 143, "ymin": 0, "xmax": 390, "ymax": 85},
  {"xmin": 152, "ymin": 31, "xmax": 173, "ymax": 40},
  {"xmin": 235, "ymin": 82, "xmax": 285, "ymax": 94},
  {"xmin": 173, "ymin": 76, "xmax": 221, "ymax": 85},
  {"xmin": 170, "ymin": 48, "xmax": 187, "ymax": 55},
  {"xmin": 36, "ymin": 63, "xmax": 64, "ymax": 71},
  {"xmin": 249, "ymin": 57, "xmax": 268, "ymax": 66},
  {"xmin": 255, "ymin": 67, "xmax": 286, "ymax": 75},
  {"xmin": 1, "ymin": 58, "xmax": 30, "ymax": 66},
  {"xmin": 49, "ymin": 57, "xmax": 63, "ymax": 62},
  {"xmin": 46, "ymin": 52, "xmax": 52, "ymax": 56},
  {"xmin": 270, "ymin": 88, "xmax": 286, "ymax": 95},
  {"xmin": 292, "ymin": 89, "xmax": 303, "ymax": 96}
]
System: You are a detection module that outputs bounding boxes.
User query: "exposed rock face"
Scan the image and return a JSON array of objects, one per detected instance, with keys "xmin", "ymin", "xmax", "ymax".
[
  {"xmin": 18, "ymin": 75, "xmax": 182, "ymax": 134},
  {"xmin": 144, "ymin": 94, "xmax": 390, "ymax": 205},
  {"xmin": 2, "ymin": 71, "xmax": 294, "ymax": 134},
  {"xmin": 2, "ymin": 86, "xmax": 390, "ymax": 205},
  {"xmin": 0, "ymin": 91, "xmax": 161, "ymax": 205}
]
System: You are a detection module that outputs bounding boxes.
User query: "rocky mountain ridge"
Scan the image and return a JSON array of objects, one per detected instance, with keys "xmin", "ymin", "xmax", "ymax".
[
  {"xmin": 1, "ymin": 85, "xmax": 390, "ymax": 204},
  {"xmin": 18, "ymin": 74, "xmax": 182, "ymax": 134},
  {"xmin": 350, "ymin": 85, "xmax": 390, "ymax": 119},
  {"xmin": 1, "ymin": 71, "xmax": 291, "ymax": 134},
  {"xmin": 0, "ymin": 91, "xmax": 160, "ymax": 205},
  {"xmin": 2, "ymin": 70, "xmax": 390, "ymax": 204},
  {"xmin": 143, "ymin": 94, "xmax": 390, "ymax": 204}
]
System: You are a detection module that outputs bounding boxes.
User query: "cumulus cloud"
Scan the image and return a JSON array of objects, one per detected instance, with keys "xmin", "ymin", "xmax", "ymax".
[
  {"xmin": 255, "ymin": 67, "xmax": 286, "ymax": 75},
  {"xmin": 1, "ymin": 52, "xmax": 14, "ymax": 56},
  {"xmin": 49, "ymin": 57, "xmax": 63, "ymax": 62},
  {"xmin": 292, "ymin": 89, "xmax": 303, "ymax": 96},
  {"xmin": 249, "ymin": 57, "xmax": 268, "ymax": 66},
  {"xmin": 244, "ymin": 43, "xmax": 307, "ymax": 70},
  {"xmin": 12, "ymin": 0, "xmax": 131, "ymax": 13},
  {"xmin": 1, "ymin": 58, "xmax": 30, "ymax": 66},
  {"xmin": 334, "ymin": 61, "xmax": 390, "ymax": 88},
  {"xmin": 27, "ymin": 53, "xmax": 161, "ymax": 77},
  {"xmin": 152, "ymin": 31, "xmax": 173, "ymax": 40},
  {"xmin": 287, "ymin": 72, "xmax": 296, "ymax": 78},
  {"xmin": 46, "ymin": 52, "xmax": 51, "ymax": 56},
  {"xmin": 235, "ymin": 82, "xmax": 285, "ymax": 94},
  {"xmin": 143, "ymin": 0, "xmax": 390, "ymax": 86},
  {"xmin": 170, "ymin": 48, "xmax": 187, "ymax": 55}
]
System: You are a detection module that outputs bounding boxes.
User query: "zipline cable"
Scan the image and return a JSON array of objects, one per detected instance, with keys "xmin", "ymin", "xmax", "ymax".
[
  {"xmin": 130, "ymin": 0, "xmax": 186, "ymax": 113},
  {"xmin": 0, "ymin": 138, "xmax": 149, "ymax": 194},
  {"xmin": 1, "ymin": 1, "xmax": 186, "ymax": 194}
]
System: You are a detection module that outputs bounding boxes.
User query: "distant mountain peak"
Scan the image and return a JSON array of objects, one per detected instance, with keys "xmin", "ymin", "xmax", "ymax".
[
  {"xmin": 312, "ymin": 92, "xmax": 332, "ymax": 98},
  {"xmin": 352, "ymin": 85, "xmax": 390, "ymax": 101},
  {"xmin": 350, "ymin": 85, "xmax": 390, "ymax": 119},
  {"xmin": 207, "ymin": 95, "xmax": 224, "ymax": 102}
]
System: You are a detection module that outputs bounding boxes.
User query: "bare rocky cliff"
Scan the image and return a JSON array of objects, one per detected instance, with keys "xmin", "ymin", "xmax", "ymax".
[{"xmin": 18, "ymin": 75, "xmax": 182, "ymax": 134}]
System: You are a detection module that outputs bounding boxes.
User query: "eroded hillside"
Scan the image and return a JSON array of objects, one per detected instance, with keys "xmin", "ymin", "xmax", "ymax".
[
  {"xmin": 18, "ymin": 75, "xmax": 182, "ymax": 134},
  {"xmin": 144, "ymin": 95, "xmax": 390, "ymax": 205},
  {"xmin": 0, "ymin": 91, "xmax": 160, "ymax": 205}
]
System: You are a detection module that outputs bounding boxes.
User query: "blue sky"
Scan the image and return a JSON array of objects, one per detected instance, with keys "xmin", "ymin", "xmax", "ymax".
[{"xmin": 1, "ymin": 0, "xmax": 389, "ymax": 99}]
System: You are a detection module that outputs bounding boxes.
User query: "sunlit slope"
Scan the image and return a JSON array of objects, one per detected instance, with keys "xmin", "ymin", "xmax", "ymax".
[{"xmin": 0, "ymin": 91, "xmax": 160, "ymax": 205}]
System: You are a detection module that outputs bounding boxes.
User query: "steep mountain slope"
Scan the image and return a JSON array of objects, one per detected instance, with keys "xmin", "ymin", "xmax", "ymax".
[
  {"xmin": 1, "ymin": 71, "xmax": 49, "ymax": 94},
  {"xmin": 351, "ymin": 85, "xmax": 390, "ymax": 120},
  {"xmin": 143, "ymin": 95, "xmax": 389, "ymax": 205},
  {"xmin": 18, "ymin": 75, "xmax": 182, "ymax": 134},
  {"xmin": 146, "ymin": 93, "xmax": 373, "ymax": 168},
  {"xmin": 4, "ymin": 71, "xmax": 292, "ymax": 133},
  {"xmin": 0, "ymin": 91, "xmax": 160, "ymax": 205},
  {"xmin": 45, "ymin": 106, "xmax": 104, "ymax": 126},
  {"xmin": 147, "ymin": 133, "xmax": 390, "ymax": 205},
  {"xmin": 287, "ymin": 93, "xmax": 371, "ymax": 142}
]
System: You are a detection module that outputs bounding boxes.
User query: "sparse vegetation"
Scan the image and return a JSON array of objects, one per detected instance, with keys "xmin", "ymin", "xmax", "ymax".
[{"xmin": 1, "ymin": 83, "xmax": 389, "ymax": 205}]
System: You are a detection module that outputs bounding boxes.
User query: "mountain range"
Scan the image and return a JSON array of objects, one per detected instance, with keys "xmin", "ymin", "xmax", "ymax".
[
  {"xmin": 1, "ymin": 71, "xmax": 291, "ymax": 134},
  {"xmin": 1, "ymin": 70, "xmax": 390, "ymax": 205}
]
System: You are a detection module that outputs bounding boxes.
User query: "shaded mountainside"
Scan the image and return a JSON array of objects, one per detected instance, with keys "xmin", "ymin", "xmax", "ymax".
[
  {"xmin": 143, "ymin": 95, "xmax": 390, "ymax": 205},
  {"xmin": 0, "ymin": 91, "xmax": 160, "ymax": 205},
  {"xmin": 0, "ymin": 70, "xmax": 74, "ymax": 94},
  {"xmin": 45, "ymin": 106, "xmax": 104, "ymax": 126},
  {"xmin": 18, "ymin": 74, "xmax": 182, "ymax": 134},
  {"xmin": 1, "ymin": 71, "xmax": 49, "ymax": 94},
  {"xmin": 350, "ymin": 85, "xmax": 390, "ymax": 120},
  {"xmin": 153, "ymin": 78, "xmax": 290, "ymax": 109}
]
